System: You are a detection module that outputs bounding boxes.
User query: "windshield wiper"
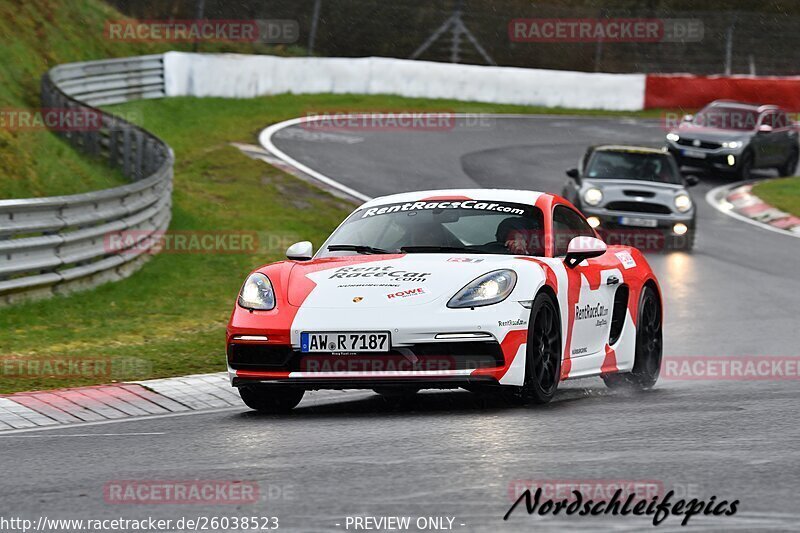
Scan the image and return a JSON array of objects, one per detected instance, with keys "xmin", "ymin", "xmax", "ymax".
[
  {"xmin": 400, "ymin": 245, "xmax": 477, "ymax": 253},
  {"xmin": 327, "ymin": 244, "xmax": 394, "ymax": 255}
]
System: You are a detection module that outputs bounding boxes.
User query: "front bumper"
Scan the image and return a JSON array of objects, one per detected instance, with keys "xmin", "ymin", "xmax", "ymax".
[
  {"xmin": 582, "ymin": 206, "xmax": 695, "ymax": 251},
  {"xmin": 666, "ymin": 142, "xmax": 744, "ymax": 171},
  {"xmin": 227, "ymin": 304, "xmax": 531, "ymax": 388}
]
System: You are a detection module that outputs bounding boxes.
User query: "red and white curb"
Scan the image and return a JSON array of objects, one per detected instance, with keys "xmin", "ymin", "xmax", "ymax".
[
  {"xmin": 706, "ymin": 180, "xmax": 800, "ymax": 238},
  {"xmin": 0, "ymin": 373, "xmax": 365, "ymax": 431},
  {"xmin": 0, "ymin": 372, "xmax": 236, "ymax": 431}
]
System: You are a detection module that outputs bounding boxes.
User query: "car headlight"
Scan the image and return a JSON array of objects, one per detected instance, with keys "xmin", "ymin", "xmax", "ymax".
[
  {"xmin": 666, "ymin": 132, "xmax": 680, "ymax": 142},
  {"xmin": 447, "ymin": 270, "xmax": 517, "ymax": 309},
  {"xmin": 238, "ymin": 273, "xmax": 276, "ymax": 310},
  {"xmin": 583, "ymin": 188, "xmax": 603, "ymax": 206},
  {"xmin": 674, "ymin": 194, "xmax": 693, "ymax": 213},
  {"xmin": 722, "ymin": 140, "xmax": 743, "ymax": 149}
]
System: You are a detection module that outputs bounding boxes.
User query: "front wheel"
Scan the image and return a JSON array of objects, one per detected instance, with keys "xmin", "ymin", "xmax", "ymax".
[
  {"xmin": 239, "ymin": 386, "xmax": 304, "ymax": 413},
  {"xmin": 503, "ymin": 292, "xmax": 562, "ymax": 405},
  {"xmin": 736, "ymin": 151, "xmax": 754, "ymax": 180},
  {"xmin": 603, "ymin": 285, "xmax": 662, "ymax": 390}
]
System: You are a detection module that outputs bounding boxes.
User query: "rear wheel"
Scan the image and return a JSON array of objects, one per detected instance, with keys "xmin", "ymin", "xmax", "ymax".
[
  {"xmin": 238, "ymin": 386, "xmax": 304, "ymax": 413},
  {"xmin": 603, "ymin": 285, "xmax": 662, "ymax": 390},
  {"xmin": 778, "ymin": 149, "xmax": 798, "ymax": 177},
  {"xmin": 504, "ymin": 292, "xmax": 562, "ymax": 405}
]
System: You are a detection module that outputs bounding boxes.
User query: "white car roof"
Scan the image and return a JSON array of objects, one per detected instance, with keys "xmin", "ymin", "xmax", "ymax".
[{"xmin": 359, "ymin": 189, "xmax": 545, "ymax": 209}]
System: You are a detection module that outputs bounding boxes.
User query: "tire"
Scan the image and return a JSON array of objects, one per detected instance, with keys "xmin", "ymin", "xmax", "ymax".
[
  {"xmin": 603, "ymin": 285, "xmax": 662, "ymax": 390},
  {"xmin": 736, "ymin": 151, "xmax": 754, "ymax": 180},
  {"xmin": 238, "ymin": 386, "xmax": 304, "ymax": 413},
  {"xmin": 503, "ymin": 292, "xmax": 562, "ymax": 405},
  {"xmin": 778, "ymin": 149, "xmax": 798, "ymax": 177}
]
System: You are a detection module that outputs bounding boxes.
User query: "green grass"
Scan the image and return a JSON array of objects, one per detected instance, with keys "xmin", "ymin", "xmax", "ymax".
[
  {"xmin": 0, "ymin": 0, "xmax": 304, "ymax": 199},
  {"xmin": 751, "ymin": 177, "xmax": 800, "ymax": 217},
  {"xmin": 0, "ymin": 92, "xmax": 675, "ymax": 393}
]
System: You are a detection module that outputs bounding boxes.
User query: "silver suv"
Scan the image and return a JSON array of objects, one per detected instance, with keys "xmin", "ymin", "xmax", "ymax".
[
  {"xmin": 666, "ymin": 100, "xmax": 798, "ymax": 179},
  {"xmin": 562, "ymin": 145, "xmax": 697, "ymax": 251}
]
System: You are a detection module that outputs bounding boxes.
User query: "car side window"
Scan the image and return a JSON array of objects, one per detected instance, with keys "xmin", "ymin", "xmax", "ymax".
[
  {"xmin": 760, "ymin": 111, "xmax": 776, "ymax": 129},
  {"xmin": 552, "ymin": 205, "xmax": 596, "ymax": 257},
  {"xmin": 775, "ymin": 111, "xmax": 790, "ymax": 130}
]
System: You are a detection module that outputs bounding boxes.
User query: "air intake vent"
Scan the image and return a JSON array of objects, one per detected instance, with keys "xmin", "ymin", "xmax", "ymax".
[
  {"xmin": 623, "ymin": 190, "xmax": 656, "ymax": 198},
  {"xmin": 608, "ymin": 285, "xmax": 629, "ymax": 346},
  {"xmin": 606, "ymin": 201, "xmax": 671, "ymax": 214}
]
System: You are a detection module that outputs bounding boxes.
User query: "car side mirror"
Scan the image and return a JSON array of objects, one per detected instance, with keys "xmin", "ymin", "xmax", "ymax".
[
  {"xmin": 682, "ymin": 114, "xmax": 694, "ymax": 123},
  {"xmin": 564, "ymin": 236, "xmax": 607, "ymax": 269},
  {"xmin": 685, "ymin": 175, "xmax": 700, "ymax": 187},
  {"xmin": 758, "ymin": 124, "xmax": 773, "ymax": 134},
  {"xmin": 566, "ymin": 168, "xmax": 581, "ymax": 184},
  {"xmin": 286, "ymin": 241, "xmax": 313, "ymax": 261}
]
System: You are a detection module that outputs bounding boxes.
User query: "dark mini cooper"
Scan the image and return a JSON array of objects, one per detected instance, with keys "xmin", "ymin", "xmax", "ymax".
[
  {"xmin": 562, "ymin": 145, "xmax": 697, "ymax": 251},
  {"xmin": 666, "ymin": 100, "xmax": 798, "ymax": 179}
]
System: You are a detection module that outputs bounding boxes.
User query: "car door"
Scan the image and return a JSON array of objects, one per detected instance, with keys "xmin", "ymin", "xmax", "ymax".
[
  {"xmin": 755, "ymin": 111, "xmax": 781, "ymax": 166},
  {"xmin": 773, "ymin": 110, "xmax": 797, "ymax": 166},
  {"xmin": 552, "ymin": 205, "xmax": 616, "ymax": 358}
]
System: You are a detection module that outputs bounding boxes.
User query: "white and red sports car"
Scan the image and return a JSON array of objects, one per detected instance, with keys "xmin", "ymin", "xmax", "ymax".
[{"xmin": 227, "ymin": 189, "xmax": 662, "ymax": 412}]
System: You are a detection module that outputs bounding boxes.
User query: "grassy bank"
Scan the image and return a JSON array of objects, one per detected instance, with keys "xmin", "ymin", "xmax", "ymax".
[
  {"xmin": 751, "ymin": 177, "xmax": 800, "ymax": 217},
  {"xmin": 0, "ymin": 0, "xmax": 303, "ymax": 199}
]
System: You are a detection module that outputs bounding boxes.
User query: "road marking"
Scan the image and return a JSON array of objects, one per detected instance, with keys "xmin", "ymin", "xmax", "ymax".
[
  {"xmin": 0, "ymin": 406, "xmax": 244, "ymax": 435},
  {"xmin": 259, "ymin": 113, "xmax": 659, "ymax": 205},
  {"xmin": 0, "ymin": 432, "xmax": 165, "ymax": 438},
  {"xmin": 259, "ymin": 116, "xmax": 372, "ymax": 202}
]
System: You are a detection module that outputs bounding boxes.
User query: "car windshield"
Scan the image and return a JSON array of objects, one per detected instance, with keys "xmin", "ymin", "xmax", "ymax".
[
  {"xmin": 585, "ymin": 151, "xmax": 683, "ymax": 184},
  {"xmin": 693, "ymin": 106, "xmax": 759, "ymax": 131},
  {"xmin": 320, "ymin": 200, "xmax": 545, "ymax": 257}
]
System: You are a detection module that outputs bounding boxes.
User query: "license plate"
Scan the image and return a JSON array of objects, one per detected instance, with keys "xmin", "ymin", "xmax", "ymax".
[
  {"xmin": 682, "ymin": 149, "xmax": 706, "ymax": 159},
  {"xmin": 300, "ymin": 332, "xmax": 391, "ymax": 353},
  {"xmin": 618, "ymin": 216, "xmax": 658, "ymax": 228}
]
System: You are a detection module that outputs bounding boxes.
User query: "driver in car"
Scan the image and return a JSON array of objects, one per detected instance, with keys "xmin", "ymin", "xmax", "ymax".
[{"xmin": 496, "ymin": 216, "xmax": 544, "ymax": 256}]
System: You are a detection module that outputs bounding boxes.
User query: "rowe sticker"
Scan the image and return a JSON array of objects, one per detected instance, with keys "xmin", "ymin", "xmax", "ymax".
[{"xmin": 387, "ymin": 288, "xmax": 426, "ymax": 300}]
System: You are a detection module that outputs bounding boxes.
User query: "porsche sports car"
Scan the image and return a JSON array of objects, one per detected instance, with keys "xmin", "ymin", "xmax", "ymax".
[{"xmin": 227, "ymin": 189, "xmax": 663, "ymax": 412}]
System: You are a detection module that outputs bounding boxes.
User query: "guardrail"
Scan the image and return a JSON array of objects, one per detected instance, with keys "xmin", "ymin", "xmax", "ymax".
[{"xmin": 0, "ymin": 54, "xmax": 173, "ymax": 305}]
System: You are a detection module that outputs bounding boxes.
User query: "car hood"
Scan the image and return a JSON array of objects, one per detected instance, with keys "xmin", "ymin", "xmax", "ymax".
[
  {"xmin": 673, "ymin": 125, "xmax": 752, "ymax": 143},
  {"xmin": 286, "ymin": 254, "xmax": 530, "ymax": 309},
  {"xmin": 584, "ymin": 178, "xmax": 684, "ymax": 191}
]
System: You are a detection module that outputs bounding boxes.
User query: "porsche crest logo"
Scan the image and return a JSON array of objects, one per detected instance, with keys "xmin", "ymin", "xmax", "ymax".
[{"xmin": 352, "ymin": 296, "xmax": 364, "ymax": 303}]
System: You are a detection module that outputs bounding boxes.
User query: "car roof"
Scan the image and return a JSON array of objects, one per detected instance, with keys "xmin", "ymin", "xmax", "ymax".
[
  {"xmin": 360, "ymin": 189, "xmax": 545, "ymax": 209},
  {"xmin": 706, "ymin": 100, "xmax": 781, "ymax": 112},
  {"xmin": 591, "ymin": 145, "xmax": 669, "ymax": 155}
]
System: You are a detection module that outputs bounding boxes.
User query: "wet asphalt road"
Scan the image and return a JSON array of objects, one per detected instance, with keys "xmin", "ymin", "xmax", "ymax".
[{"xmin": 2, "ymin": 116, "xmax": 799, "ymax": 532}]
